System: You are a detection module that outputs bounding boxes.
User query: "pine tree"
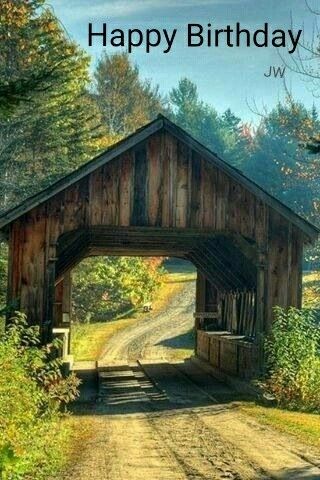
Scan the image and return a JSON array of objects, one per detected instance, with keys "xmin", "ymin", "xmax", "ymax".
[
  {"xmin": 0, "ymin": 1, "xmax": 106, "ymax": 210},
  {"xmin": 169, "ymin": 78, "xmax": 251, "ymax": 169}
]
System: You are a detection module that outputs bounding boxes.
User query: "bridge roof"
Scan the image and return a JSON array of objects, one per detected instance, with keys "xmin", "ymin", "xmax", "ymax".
[{"xmin": 0, "ymin": 114, "xmax": 318, "ymax": 240}]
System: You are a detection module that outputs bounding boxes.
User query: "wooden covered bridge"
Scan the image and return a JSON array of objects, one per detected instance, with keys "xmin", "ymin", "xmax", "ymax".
[{"xmin": 0, "ymin": 115, "xmax": 318, "ymax": 377}]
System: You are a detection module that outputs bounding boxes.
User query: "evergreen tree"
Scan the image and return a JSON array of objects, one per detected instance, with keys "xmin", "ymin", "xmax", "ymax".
[
  {"xmin": 245, "ymin": 98, "xmax": 320, "ymax": 220},
  {"xmin": 169, "ymin": 78, "xmax": 251, "ymax": 169},
  {"xmin": 0, "ymin": 1, "xmax": 106, "ymax": 210}
]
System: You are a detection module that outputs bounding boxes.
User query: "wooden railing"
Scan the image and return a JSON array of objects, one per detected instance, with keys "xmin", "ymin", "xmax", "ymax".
[{"xmin": 220, "ymin": 290, "xmax": 256, "ymax": 338}]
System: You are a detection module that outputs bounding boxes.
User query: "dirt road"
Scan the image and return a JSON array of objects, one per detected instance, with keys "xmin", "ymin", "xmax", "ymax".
[
  {"xmin": 63, "ymin": 281, "xmax": 320, "ymax": 480},
  {"xmin": 99, "ymin": 280, "xmax": 196, "ymax": 362}
]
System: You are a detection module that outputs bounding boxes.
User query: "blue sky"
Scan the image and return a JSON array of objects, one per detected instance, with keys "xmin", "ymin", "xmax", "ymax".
[{"xmin": 49, "ymin": 0, "xmax": 319, "ymax": 122}]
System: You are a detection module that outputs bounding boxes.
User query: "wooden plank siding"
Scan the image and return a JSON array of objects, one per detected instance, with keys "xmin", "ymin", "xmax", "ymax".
[{"xmin": 5, "ymin": 129, "xmax": 307, "ymax": 342}]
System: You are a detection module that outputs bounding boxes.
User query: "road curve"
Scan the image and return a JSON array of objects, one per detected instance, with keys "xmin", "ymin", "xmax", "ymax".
[{"xmin": 100, "ymin": 280, "xmax": 196, "ymax": 362}]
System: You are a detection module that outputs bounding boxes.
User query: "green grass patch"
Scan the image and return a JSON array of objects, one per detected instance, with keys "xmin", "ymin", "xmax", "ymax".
[
  {"xmin": 71, "ymin": 316, "xmax": 139, "ymax": 361},
  {"xmin": 241, "ymin": 404, "xmax": 320, "ymax": 449}
]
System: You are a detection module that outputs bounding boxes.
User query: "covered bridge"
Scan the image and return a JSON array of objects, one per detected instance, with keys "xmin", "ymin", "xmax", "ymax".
[{"xmin": 0, "ymin": 115, "xmax": 318, "ymax": 377}]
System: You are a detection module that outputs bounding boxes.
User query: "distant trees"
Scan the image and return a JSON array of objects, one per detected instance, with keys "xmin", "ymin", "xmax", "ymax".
[
  {"xmin": 244, "ymin": 98, "xmax": 320, "ymax": 220},
  {"xmin": 285, "ymin": 3, "xmax": 320, "ymax": 154},
  {"xmin": 94, "ymin": 52, "xmax": 164, "ymax": 139},
  {"xmin": 169, "ymin": 78, "xmax": 251, "ymax": 170}
]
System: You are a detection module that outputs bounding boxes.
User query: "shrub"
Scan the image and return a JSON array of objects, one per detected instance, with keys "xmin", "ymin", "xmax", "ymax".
[
  {"xmin": 0, "ymin": 313, "xmax": 80, "ymax": 479},
  {"xmin": 72, "ymin": 256, "xmax": 163, "ymax": 322},
  {"xmin": 264, "ymin": 307, "xmax": 320, "ymax": 411}
]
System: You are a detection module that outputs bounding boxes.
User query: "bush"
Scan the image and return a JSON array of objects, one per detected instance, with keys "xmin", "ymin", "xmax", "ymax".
[
  {"xmin": 264, "ymin": 307, "xmax": 320, "ymax": 411},
  {"xmin": 0, "ymin": 313, "xmax": 80, "ymax": 479},
  {"xmin": 72, "ymin": 256, "xmax": 163, "ymax": 322}
]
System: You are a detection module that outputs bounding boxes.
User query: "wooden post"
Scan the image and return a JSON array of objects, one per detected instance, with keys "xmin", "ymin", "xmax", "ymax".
[
  {"xmin": 195, "ymin": 270, "xmax": 206, "ymax": 351},
  {"xmin": 42, "ymin": 259, "xmax": 55, "ymax": 345},
  {"xmin": 62, "ymin": 271, "xmax": 72, "ymax": 354},
  {"xmin": 256, "ymin": 251, "xmax": 267, "ymax": 374}
]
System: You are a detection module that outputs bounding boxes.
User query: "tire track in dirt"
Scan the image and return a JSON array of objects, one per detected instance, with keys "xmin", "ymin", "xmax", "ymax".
[{"xmin": 96, "ymin": 362, "xmax": 265, "ymax": 480}]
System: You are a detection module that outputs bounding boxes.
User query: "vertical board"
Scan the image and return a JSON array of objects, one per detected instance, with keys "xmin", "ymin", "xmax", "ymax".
[
  {"xmin": 266, "ymin": 210, "xmax": 290, "ymax": 330},
  {"xmin": 216, "ymin": 170, "xmax": 229, "ymax": 231},
  {"xmin": 175, "ymin": 141, "xmax": 189, "ymax": 227},
  {"xmin": 89, "ymin": 168, "xmax": 103, "ymax": 225},
  {"xmin": 20, "ymin": 207, "xmax": 46, "ymax": 325},
  {"xmin": 161, "ymin": 132, "xmax": 177, "ymax": 227},
  {"xmin": 131, "ymin": 145, "xmax": 148, "ymax": 226},
  {"xmin": 119, "ymin": 151, "xmax": 134, "ymax": 226},
  {"xmin": 202, "ymin": 161, "xmax": 216, "ymax": 228},
  {"xmin": 8, "ymin": 220, "xmax": 24, "ymax": 304},
  {"xmin": 228, "ymin": 180, "xmax": 242, "ymax": 233},
  {"xmin": 147, "ymin": 133, "xmax": 163, "ymax": 226},
  {"xmin": 190, "ymin": 152, "xmax": 202, "ymax": 227},
  {"xmin": 102, "ymin": 160, "xmax": 120, "ymax": 225}
]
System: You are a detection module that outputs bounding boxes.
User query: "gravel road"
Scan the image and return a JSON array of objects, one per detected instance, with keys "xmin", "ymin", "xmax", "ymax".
[
  {"xmin": 99, "ymin": 280, "xmax": 196, "ymax": 362},
  {"xmin": 62, "ymin": 281, "xmax": 320, "ymax": 480}
]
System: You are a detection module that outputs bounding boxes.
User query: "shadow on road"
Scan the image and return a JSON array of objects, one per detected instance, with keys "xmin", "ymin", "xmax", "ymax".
[
  {"xmin": 72, "ymin": 359, "xmax": 253, "ymax": 416},
  {"xmin": 155, "ymin": 328, "xmax": 195, "ymax": 350}
]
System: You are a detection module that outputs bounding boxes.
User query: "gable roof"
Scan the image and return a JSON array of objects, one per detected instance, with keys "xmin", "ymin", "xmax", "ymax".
[{"xmin": 0, "ymin": 114, "xmax": 318, "ymax": 241}]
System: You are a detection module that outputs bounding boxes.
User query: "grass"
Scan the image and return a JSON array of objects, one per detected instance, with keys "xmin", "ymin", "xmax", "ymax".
[
  {"xmin": 302, "ymin": 270, "xmax": 320, "ymax": 308},
  {"xmin": 71, "ymin": 259, "xmax": 196, "ymax": 361},
  {"xmin": 71, "ymin": 316, "xmax": 139, "ymax": 361},
  {"xmin": 240, "ymin": 404, "xmax": 320, "ymax": 450}
]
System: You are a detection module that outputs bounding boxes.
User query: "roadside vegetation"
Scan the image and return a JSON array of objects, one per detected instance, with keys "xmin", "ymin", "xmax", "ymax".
[
  {"xmin": 0, "ymin": 313, "xmax": 80, "ymax": 479},
  {"xmin": 263, "ymin": 307, "xmax": 320, "ymax": 412},
  {"xmin": 242, "ymin": 289, "xmax": 320, "ymax": 451},
  {"xmin": 240, "ymin": 404, "xmax": 320, "ymax": 450}
]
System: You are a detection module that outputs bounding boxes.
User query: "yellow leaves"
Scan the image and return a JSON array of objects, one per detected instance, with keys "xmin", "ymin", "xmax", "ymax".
[
  {"xmin": 0, "ymin": 1, "xmax": 29, "ymax": 28},
  {"xmin": 88, "ymin": 133, "xmax": 121, "ymax": 153},
  {"xmin": 45, "ymin": 21, "xmax": 56, "ymax": 33}
]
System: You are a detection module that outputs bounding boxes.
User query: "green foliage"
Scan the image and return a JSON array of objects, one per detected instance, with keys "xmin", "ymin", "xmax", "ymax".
[
  {"xmin": 169, "ymin": 78, "xmax": 251, "ymax": 170},
  {"xmin": 264, "ymin": 307, "xmax": 320, "ymax": 412},
  {"xmin": 244, "ymin": 98, "xmax": 320, "ymax": 220},
  {"xmin": 0, "ymin": 313, "xmax": 80, "ymax": 479},
  {"xmin": 72, "ymin": 257, "xmax": 163, "ymax": 322}
]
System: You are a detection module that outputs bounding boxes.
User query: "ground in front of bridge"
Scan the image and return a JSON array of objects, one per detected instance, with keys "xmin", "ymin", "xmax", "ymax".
[{"xmin": 59, "ymin": 282, "xmax": 320, "ymax": 480}]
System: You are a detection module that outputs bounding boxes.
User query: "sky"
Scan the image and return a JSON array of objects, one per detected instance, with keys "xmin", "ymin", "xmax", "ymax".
[{"xmin": 48, "ymin": 0, "xmax": 319, "ymax": 123}]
